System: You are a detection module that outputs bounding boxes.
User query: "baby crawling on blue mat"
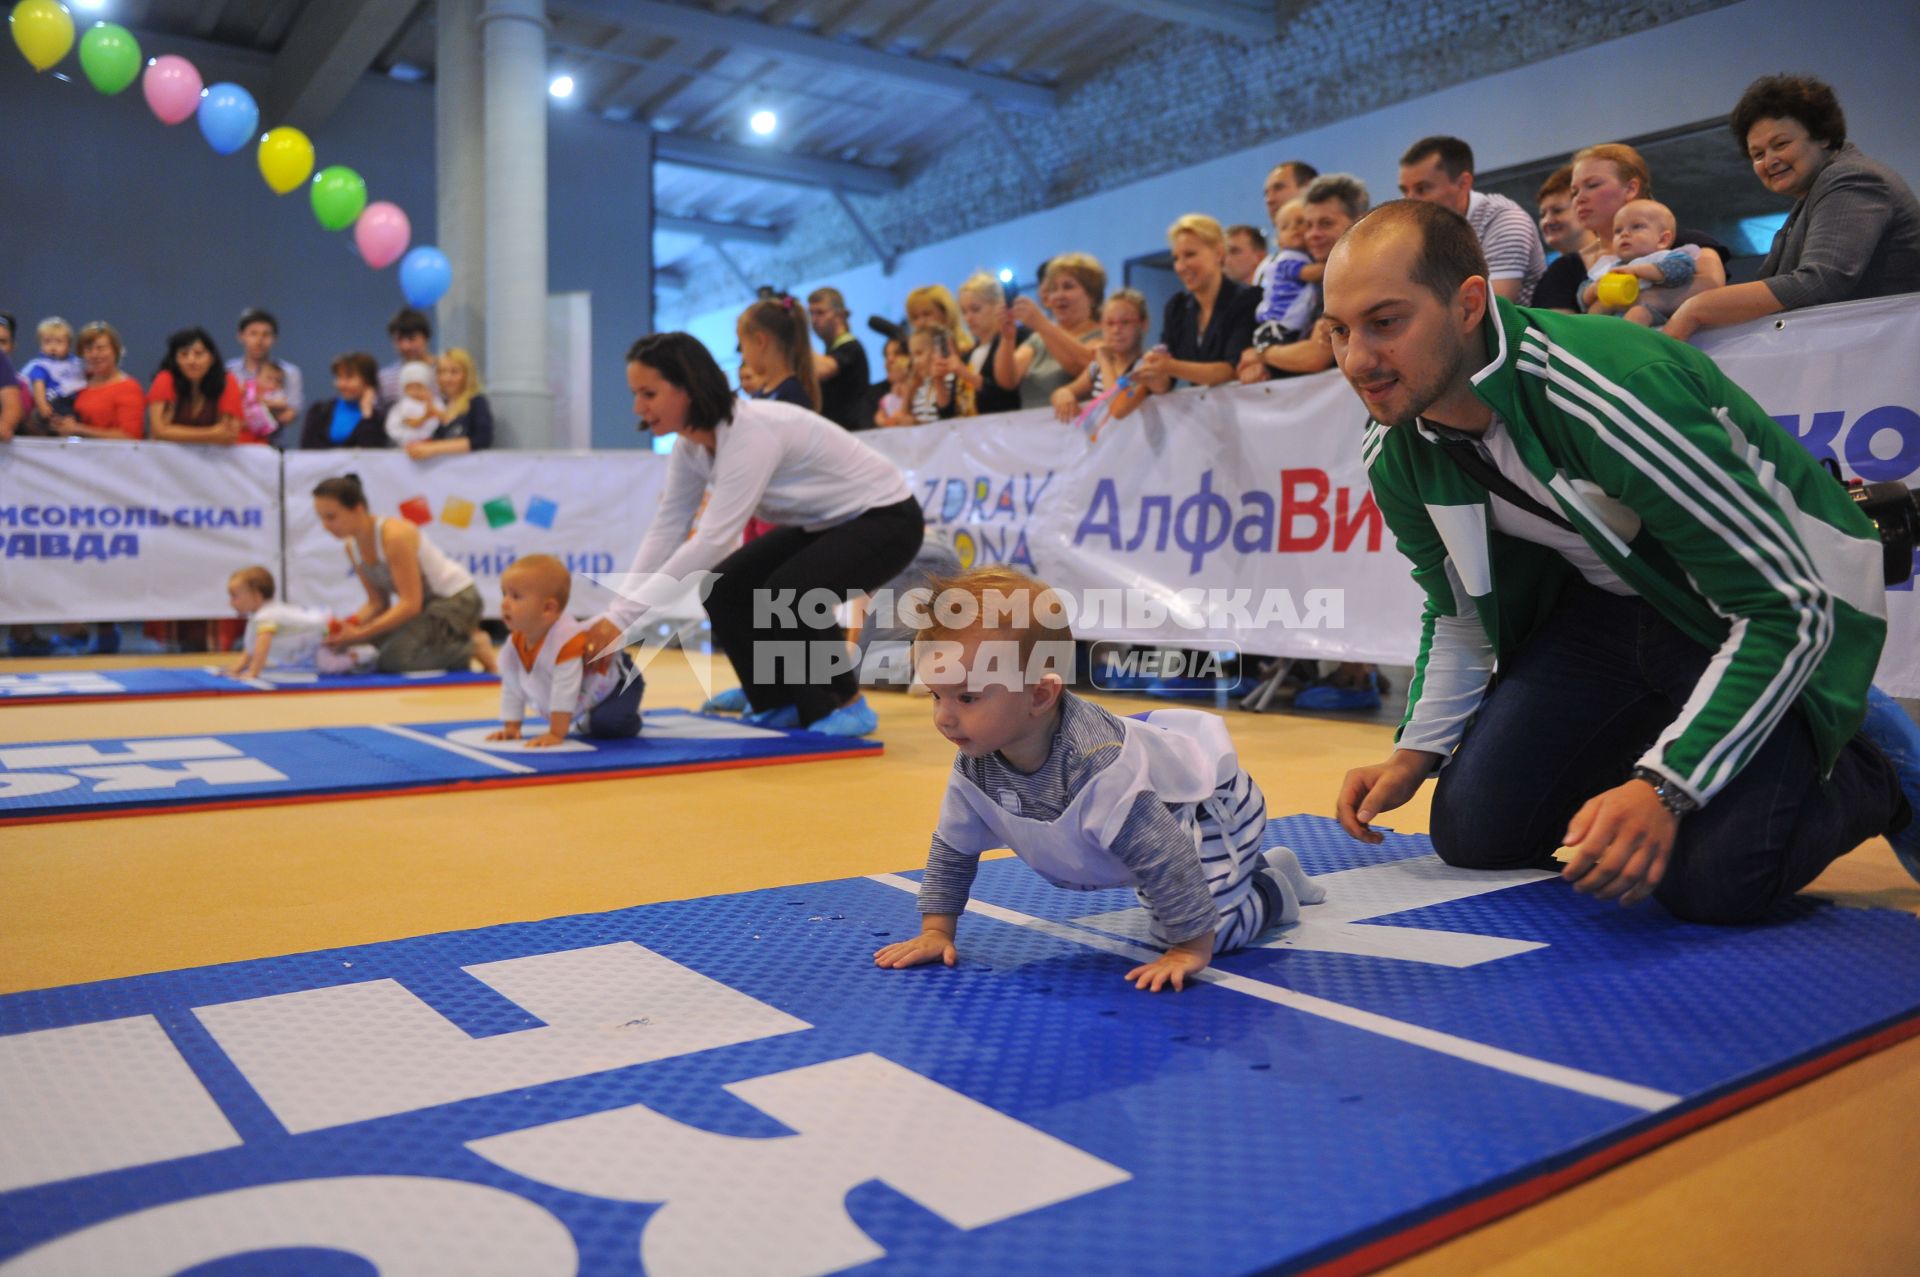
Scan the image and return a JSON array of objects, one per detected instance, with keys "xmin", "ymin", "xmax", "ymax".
[
  {"xmin": 488, "ymin": 555, "xmax": 645, "ymax": 747},
  {"xmin": 874, "ymin": 567, "xmax": 1325, "ymax": 991}
]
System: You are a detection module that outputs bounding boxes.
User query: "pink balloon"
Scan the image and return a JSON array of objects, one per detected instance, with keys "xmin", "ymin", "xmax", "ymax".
[
  {"xmin": 142, "ymin": 55, "xmax": 203, "ymax": 126},
  {"xmin": 353, "ymin": 202, "xmax": 411, "ymax": 270}
]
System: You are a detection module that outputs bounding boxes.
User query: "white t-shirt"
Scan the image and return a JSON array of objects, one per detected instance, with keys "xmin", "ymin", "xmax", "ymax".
[
  {"xmin": 603, "ymin": 397, "xmax": 912, "ymax": 632},
  {"xmin": 1429, "ymin": 414, "xmax": 1641, "ymax": 596},
  {"xmin": 909, "ymin": 378, "xmax": 945, "ymax": 423},
  {"xmin": 386, "ymin": 396, "xmax": 440, "ymax": 446},
  {"xmin": 245, "ymin": 601, "xmax": 330, "ymax": 668},
  {"xmin": 499, "ymin": 613, "xmax": 620, "ymax": 729},
  {"xmin": 1252, "ymin": 249, "xmax": 1277, "ymax": 292},
  {"xmin": 348, "ymin": 517, "xmax": 476, "ymax": 600}
]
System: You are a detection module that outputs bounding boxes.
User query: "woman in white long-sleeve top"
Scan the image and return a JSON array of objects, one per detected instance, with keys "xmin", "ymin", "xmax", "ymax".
[{"xmin": 579, "ymin": 333, "xmax": 925, "ymax": 737}]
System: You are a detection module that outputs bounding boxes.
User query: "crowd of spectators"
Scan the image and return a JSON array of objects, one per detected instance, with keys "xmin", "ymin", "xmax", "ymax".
[
  {"xmin": 0, "ymin": 304, "xmax": 493, "ymax": 456},
  {"xmin": 0, "ymin": 304, "xmax": 501, "ymax": 656},
  {"xmin": 703, "ymin": 74, "xmax": 1915, "ymax": 435},
  {"xmin": 6, "ymin": 74, "xmax": 1915, "ymax": 452},
  {"xmin": 672, "ymin": 71, "xmax": 1920, "ymax": 714},
  {"xmin": 3, "ymin": 73, "xmax": 1914, "ymax": 680}
]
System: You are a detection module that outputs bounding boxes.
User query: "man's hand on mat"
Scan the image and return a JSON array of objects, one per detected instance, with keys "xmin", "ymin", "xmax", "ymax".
[
  {"xmin": 874, "ymin": 926, "xmax": 957, "ymax": 969},
  {"xmin": 524, "ymin": 732, "xmax": 567, "ymax": 749},
  {"xmin": 1559, "ymin": 780, "xmax": 1677, "ymax": 906},
  {"xmin": 487, "ymin": 723, "xmax": 522, "ymax": 742},
  {"xmin": 1125, "ymin": 935, "xmax": 1213, "ymax": 992},
  {"xmin": 1337, "ymin": 749, "xmax": 1441, "ymax": 843},
  {"xmin": 579, "ymin": 618, "xmax": 622, "ymax": 674}
]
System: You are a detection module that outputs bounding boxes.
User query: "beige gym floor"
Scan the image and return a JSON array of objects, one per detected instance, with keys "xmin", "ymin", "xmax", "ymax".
[{"xmin": 2, "ymin": 648, "xmax": 1916, "ymax": 1275}]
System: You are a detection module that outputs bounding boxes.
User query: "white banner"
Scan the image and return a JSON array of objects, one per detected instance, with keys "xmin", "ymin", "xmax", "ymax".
[
  {"xmin": 867, "ymin": 294, "xmax": 1920, "ymax": 694},
  {"xmin": 0, "ymin": 438, "xmax": 281, "ymax": 623},
  {"xmin": 1695, "ymin": 294, "xmax": 1920, "ymax": 697},
  {"xmin": 282, "ymin": 450, "xmax": 668, "ymax": 620},
  {"xmin": 867, "ymin": 377, "xmax": 1425, "ymax": 664},
  {"xmin": 3, "ymin": 295, "xmax": 1914, "ymax": 691}
]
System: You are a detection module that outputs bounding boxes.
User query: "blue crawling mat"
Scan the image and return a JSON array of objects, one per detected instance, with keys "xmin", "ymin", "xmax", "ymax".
[
  {"xmin": 0, "ymin": 665, "xmax": 497, "ymax": 705},
  {"xmin": 1, "ymin": 815, "xmax": 1916, "ymax": 1274},
  {"xmin": 0, "ymin": 709, "xmax": 881, "ymax": 825}
]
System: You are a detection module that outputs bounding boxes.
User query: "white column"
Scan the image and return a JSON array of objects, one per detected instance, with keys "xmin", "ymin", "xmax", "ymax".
[
  {"xmin": 435, "ymin": 0, "xmax": 485, "ymax": 359},
  {"xmin": 478, "ymin": 0, "xmax": 552, "ymax": 446}
]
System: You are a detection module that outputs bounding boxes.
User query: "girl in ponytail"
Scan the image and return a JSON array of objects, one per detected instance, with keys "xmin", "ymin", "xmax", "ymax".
[{"xmin": 735, "ymin": 295, "xmax": 822, "ymax": 412}]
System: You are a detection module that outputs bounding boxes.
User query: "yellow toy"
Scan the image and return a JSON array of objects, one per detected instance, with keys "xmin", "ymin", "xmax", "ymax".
[{"xmin": 1594, "ymin": 272, "xmax": 1641, "ymax": 310}]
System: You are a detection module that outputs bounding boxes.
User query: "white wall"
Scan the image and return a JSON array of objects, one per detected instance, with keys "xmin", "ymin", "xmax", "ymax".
[{"xmin": 682, "ymin": 0, "xmax": 1920, "ymax": 375}]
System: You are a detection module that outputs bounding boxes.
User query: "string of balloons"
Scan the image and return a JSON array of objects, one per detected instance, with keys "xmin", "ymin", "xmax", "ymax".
[{"xmin": 9, "ymin": 0, "xmax": 453, "ymax": 308}]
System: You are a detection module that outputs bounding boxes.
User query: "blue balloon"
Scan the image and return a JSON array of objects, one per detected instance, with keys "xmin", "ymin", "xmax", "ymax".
[
  {"xmin": 196, "ymin": 82, "xmax": 259, "ymax": 156},
  {"xmin": 399, "ymin": 246, "xmax": 453, "ymax": 308}
]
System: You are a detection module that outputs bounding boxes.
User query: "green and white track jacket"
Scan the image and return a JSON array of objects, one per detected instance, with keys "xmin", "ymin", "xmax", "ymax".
[{"xmin": 1362, "ymin": 297, "xmax": 1887, "ymax": 806}]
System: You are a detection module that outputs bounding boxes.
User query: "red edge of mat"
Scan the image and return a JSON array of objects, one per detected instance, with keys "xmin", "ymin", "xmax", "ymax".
[
  {"xmin": 3, "ymin": 680, "xmax": 498, "ymax": 706},
  {"xmin": 1299, "ymin": 1010, "xmax": 1920, "ymax": 1277},
  {"xmin": 0, "ymin": 743, "xmax": 884, "ymax": 827}
]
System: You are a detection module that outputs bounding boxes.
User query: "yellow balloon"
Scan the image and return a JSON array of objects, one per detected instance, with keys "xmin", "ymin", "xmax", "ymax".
[
  {"xmin": 256, "ymin": 126, "xmax": 316, "ymax": 196},
  {"xmin": 10, "ymin": 0, "xmax": 75, "ymax": 72}
]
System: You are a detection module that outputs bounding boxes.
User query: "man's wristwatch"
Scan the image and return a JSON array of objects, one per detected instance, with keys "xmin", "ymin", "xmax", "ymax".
[{"xmin": 1631, "ymin": 766, "xmax": 1698, "ymax": 820}]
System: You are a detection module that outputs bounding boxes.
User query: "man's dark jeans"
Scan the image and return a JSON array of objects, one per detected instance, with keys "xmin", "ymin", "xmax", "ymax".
[{"xmin": 1429, "ymin": 581, "xmax": 1903, "ymax": 923}]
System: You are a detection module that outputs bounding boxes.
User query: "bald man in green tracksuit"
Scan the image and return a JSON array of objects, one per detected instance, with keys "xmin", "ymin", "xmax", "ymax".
[{"xmin": 1321, "ymin": 199, "xmax": 1918, "ymax": 923}]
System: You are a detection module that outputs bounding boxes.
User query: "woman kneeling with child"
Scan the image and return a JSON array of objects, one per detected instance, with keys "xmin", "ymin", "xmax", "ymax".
[{"xmin": 312, "ymin": 473, "xmax": 483, "ymax": 673}]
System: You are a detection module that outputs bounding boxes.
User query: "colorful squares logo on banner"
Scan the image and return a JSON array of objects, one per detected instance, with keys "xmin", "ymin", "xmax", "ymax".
[
  {"xmin": 524, "ymin": 496, "xmax": 558, "ymax": 530},
  {"xmin": 398, "ymin": 495, "xmax": 433, "ymax": 526},
  {"xmin": 483, "ymin": 497, "xmax": 516, "ymax": 530},
  {"xmin": 440, "ymin": 497, "xmax": 476, "ymax": 529}
]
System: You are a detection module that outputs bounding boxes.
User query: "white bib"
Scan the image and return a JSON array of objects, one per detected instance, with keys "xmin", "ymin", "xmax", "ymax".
[{"xmin": 935, "ymin": 709, "xmax": 1239, "ymax": 892}]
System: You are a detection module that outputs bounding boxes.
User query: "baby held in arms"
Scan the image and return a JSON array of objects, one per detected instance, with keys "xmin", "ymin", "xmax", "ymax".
[{"xmin": 1581, "ymin": 199, "xmax": 1721, "ymax": 328}]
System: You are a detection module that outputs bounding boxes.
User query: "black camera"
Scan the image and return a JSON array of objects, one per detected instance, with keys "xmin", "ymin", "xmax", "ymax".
[{"xmin": 1826, "ymin": 459, "xmax": 1920, "ymax": 585}]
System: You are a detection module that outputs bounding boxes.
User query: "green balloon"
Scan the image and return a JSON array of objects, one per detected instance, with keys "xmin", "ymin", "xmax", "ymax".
[
  {"xmin": 77, "ymin": 22, "xmax": 141, "ymax": 96},
  {"xmin": 310, "ymin": 166, "xmax": 368, "ymax": 232}
]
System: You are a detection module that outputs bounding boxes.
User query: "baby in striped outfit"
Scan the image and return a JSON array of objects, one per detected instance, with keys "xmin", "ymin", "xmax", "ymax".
[{"xmin": 875, "ymin": 567, "xmax": 1324, "ymax": 992}]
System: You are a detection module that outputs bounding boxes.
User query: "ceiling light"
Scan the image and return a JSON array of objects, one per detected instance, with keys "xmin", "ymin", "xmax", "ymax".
[
  {"xmin": 549, "ymin": 74, "xmax": 574, "ymax": 99},
  {"xmin": 749, "ymin": 109, "xmax": 777, "ymax": 137}
]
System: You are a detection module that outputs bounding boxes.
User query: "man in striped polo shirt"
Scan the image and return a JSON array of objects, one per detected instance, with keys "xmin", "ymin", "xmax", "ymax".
[
  {"xmin": 1322, "ymin": 199, "xmax": 1917, "ymax": 923},
  {"xmin": 1399, "ymin": 136, "xmax": 1546, "ymax": 305}
]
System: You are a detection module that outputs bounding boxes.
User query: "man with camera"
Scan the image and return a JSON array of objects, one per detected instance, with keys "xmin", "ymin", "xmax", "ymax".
[{"xmin": 1325, "ymin": 199, "xmax": 1919, "ymax": 923}]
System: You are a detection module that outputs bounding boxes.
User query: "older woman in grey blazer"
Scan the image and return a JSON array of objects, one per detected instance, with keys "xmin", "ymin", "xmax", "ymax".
[{"xmin": 1666, "ymin": 74, "xmax": 1920, "ymax": 341}]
